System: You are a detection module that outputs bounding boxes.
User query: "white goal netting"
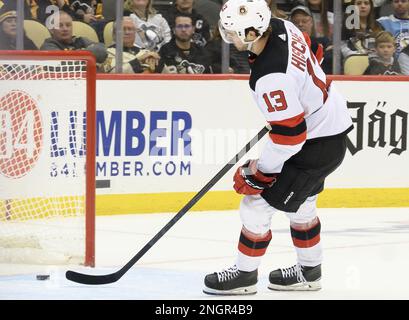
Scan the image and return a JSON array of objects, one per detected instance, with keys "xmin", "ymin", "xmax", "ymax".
[{"xmin": 0, "ymin": 55, "xmax": 94, "ymax": 265}]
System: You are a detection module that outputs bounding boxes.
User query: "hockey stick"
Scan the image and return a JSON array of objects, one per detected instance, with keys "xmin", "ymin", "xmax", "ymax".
[{"xmin": 66, "ymin": 125, "xmax": 270, "ymax": 285}]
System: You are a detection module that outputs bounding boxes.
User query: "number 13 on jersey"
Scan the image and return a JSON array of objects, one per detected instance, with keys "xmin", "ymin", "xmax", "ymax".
[{"xmin": 262, "ymin": 90, "xmax": 288, "ymax": 112}]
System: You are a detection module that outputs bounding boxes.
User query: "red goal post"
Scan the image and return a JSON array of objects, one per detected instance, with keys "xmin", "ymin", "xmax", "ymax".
[{"xmin": 0, "ymin": 51, "xmax": 96, "ymax": 266}]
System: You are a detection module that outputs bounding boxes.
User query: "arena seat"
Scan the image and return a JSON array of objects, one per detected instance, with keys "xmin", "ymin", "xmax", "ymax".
[
  {"xmin": 23, "ymin": 20, "xmax": 51, "ymax": 49},
  {"xmin": 72, "ymin": 21, "xmax": 99, "ymax": 43},
  {"xmin": 344, "ymin": 55, "xmax": 369, "ymax": 75},
  {"xmin": 103, "ymin": 21, "xmax": 114, "ymax": 47}
]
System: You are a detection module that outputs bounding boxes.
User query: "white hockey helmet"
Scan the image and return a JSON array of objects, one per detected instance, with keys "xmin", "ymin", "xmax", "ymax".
[{"xmin": 219, "ymin": 0, "xmax": 271, "ymax": 45}]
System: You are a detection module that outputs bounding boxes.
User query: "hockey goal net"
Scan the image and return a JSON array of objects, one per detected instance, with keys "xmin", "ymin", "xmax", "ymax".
[{"xmin": 0, "ymin": 51, "xmax": 95, "ymax": 266}]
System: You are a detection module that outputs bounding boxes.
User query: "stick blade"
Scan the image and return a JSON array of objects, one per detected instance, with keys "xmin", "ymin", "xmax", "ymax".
[{"xmin": 66, "ymin": 270, "xmax": 119, "ymax": 285}]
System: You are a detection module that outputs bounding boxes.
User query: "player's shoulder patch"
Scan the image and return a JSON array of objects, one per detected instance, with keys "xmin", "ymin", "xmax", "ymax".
[{"xmin": 249, "ymin": 18, "xmax": 289, "ymax": 91}]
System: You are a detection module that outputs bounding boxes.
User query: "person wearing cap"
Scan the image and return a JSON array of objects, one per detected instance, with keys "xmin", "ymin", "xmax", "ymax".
[
  {"xmin": 290, "ymin": 6, "xmax": 315, "ymax": 35},
  {"xmin": 291, "ymin": 4, "xmax": 333, "ymax": 74},
  {"xmin": 290, "ymin": 6, "xmax": 324, "ymax": 63},
  {"xmin": 0, "ymin": 9, "xmax": 37, "ymax": 50},
  {"xmin": 0, "ymin": 0, "xmax": 33, "ymax": 19}
]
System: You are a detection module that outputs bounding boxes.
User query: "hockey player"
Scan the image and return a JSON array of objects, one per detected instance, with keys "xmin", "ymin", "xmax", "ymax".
[{"xmin": 203, "ymin": 0, "xmax": 353, "ymax": 295}]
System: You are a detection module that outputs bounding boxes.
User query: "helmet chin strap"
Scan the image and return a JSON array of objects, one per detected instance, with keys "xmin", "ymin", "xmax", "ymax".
[{"xmin": 245, "ymin": 35, "xmax": 262, "ymax": 52}]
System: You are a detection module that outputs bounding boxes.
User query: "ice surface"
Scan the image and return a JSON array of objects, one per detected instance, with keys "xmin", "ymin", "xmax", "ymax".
[{"xmin": 1, "ymin": 208, "xmax": 408, "ymax": 300}]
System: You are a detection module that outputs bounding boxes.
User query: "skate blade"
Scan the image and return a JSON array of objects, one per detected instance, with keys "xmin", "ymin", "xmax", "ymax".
[
  {"xmin": 268, "ymin": 281, "xmax": 321, "ymax": 292},
  {"xmin": 203, "ymin": 285, "xmax": 257, "ymax": 296}
]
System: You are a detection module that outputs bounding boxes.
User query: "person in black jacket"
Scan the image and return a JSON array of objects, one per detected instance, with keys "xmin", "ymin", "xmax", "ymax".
[
  {"xmin": 159, "ymin": 14, "xmax": 211, "ymax": 73},
  {"xmin": 162, "ymin": 0, "xmax": 211, "ymax": 47},
  {"xmin": 0, "ymin": 9, "xmax": 37, "ymax": 50},
  {"xmin": 40, "ymin": 10, "xmax": 107, "ymax": 65},
  {"xmin": 364, "ymin": 31, "xmax": 401, "ymax": 75}
]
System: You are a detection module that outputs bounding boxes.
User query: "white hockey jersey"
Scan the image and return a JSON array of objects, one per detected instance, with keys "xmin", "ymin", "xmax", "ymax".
[{"xmin": 249, "ymin": 19, "xmax": 353, "ymax": 174}]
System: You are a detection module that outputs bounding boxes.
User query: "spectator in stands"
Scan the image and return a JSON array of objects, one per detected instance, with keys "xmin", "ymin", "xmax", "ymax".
[
  {"xmin": 69, "ymin": 1, "xmax": 107, "ymax": 43},
  {"xmin": 41, "ymin": 11, "xmax": 107, "ymax": 64},
  {"xmin": 364, "ymin": 30, "xmax": 401, "ymax": 74},
  {"xmin": 0, "ymin": 0, "xmax": 33, "ymax": 19},
  {"xmin": 398, "ymin": 41, "xmax": 409, "ymax": 73},
  {"xmin": 159, "ymin": 14, "xmax": 211, "ymax": 73},
  {"xmin": 377, "ymin": 0, "xmax": 409, "ymax": 56},
  {"xmin": 0, "ymin": 9, "xmax": 37, "ymax": 49},
  {"xmin": 124, "ymin": 0, "xmax": 171, "ymax": 52},
  {"xmin": 344, "ymin": 0, "xmax": 389, "ymax": 19},
  {"xmin": 305, "ymin": 0, "xmax": 333, "ymax": 73},
  {"xmin": 102, "ymin": 17, "xmax": 160, "ymax": 73},
  {"xmin": 341, "ymin": 0, "xmax": 383, "ymax": 61},
  {"xmin": 290, "ymin": 5, "xmax": 331, "ymax": 73},
  {"xmin": 162, "ymin": 0, "xmax": 211, "ymax": 47},
  {"xmin": 290, "ymin": 5, "xmax": 324, "ymax": 58},
  {"xmin": 290, "ymin": 5, "xmax": 315, "ymax": 34},
  {"xmin": 306, "ymin": 0, "xmax": 333, "ymax": 38}
]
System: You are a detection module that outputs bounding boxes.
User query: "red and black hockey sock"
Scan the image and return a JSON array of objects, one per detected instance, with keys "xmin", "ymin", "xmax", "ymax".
[
  {"xmin": 238, "ymin": 229, "xmax": 272, "ymax": 257},
  {"xmin": 291, "ymin": 218, "xmax": 321, "ymax": 249}
]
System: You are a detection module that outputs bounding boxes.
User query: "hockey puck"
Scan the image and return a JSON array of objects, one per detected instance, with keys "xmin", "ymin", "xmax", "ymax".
[{"xmin": 36, "ymin": 275, "xmax": 50, "ymax": 281}]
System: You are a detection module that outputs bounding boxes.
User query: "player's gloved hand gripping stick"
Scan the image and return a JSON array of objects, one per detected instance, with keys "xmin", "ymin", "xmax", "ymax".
[
  {"xmin": 233, "ymin": 159, "xmax": 277, "ymax": 195},
  {"xmin": 66, "ymin": 125, "xmax": 271, "ymax": 285}
]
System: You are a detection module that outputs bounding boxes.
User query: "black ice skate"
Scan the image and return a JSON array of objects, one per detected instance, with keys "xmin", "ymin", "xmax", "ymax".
[
  {"xmin": 203, "ymin": 265, "xmax": 258, "ymax": 295},
  {"xmin": 268, "ymin": 263, "xmax": 321, "ymax": 291}
]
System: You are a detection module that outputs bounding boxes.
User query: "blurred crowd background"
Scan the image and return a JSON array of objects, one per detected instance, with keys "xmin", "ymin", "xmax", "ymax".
[{"xmin": 1, "ymin": 0, "xmax": 409, "ymax": 75}]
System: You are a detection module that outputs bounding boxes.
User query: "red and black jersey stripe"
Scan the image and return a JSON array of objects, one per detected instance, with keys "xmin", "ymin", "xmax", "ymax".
[
  {"xmin": 269, "ymin": 113, "xmax": 307, "ymax": 146},
  {"xmin": 291, "ymin": 218, "xmax": 321, "ymax": 248},
  {"xmin": 238, "ymin": 230, "xmax": 272, "ymax": 257}
]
